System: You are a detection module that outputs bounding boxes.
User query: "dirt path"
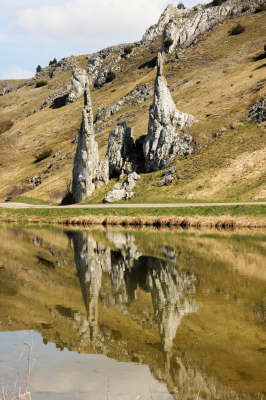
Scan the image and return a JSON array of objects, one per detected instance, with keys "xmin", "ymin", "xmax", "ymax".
[{"xmin": 0, "ymin": 202, "xmax": 265, "ymax": 209}]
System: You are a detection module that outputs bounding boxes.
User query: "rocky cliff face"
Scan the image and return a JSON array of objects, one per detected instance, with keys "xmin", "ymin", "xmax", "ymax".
[
  {"xmin": 143, "ymin": 0, "xmax": 265, "ymax": 54},
  {"xmin": 71, "ymin": 86, "xmax": 108, "ymax": 203},
  {"xmin": 141, "ymin": 53, "xmax": 195, "ymax": 172}
]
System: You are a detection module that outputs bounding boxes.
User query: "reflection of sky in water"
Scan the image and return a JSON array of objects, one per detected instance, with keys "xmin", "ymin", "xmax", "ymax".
[{"xmin": 0, "ymin": 331, "xmax": 173, "ymax": 400}]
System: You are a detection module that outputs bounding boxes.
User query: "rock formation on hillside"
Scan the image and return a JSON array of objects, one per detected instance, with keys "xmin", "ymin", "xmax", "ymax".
[
  {"xmin": 248, "ymin": 96, "xmax": 266, "ymax": 124},
  {"xmin": 107, "ymin": 122, "xmax": 136, "ymax": 177},
  {"xmin": 66, "ymin": 68, "xmax": 89, "ymax": 104},
  {"xmin": 39, "ymin": 68, "xmax": 90, "ymax": 111},
  {"xmin": 142, "ymin": 0, "xmax": 265, "ymax": 53},
  {"xmin": 71, "ymin": 85, "xmax": 108, "ymax": 203},
  {"xmin": 141, "ymin": 53, "xmax": 194, "ymax": 172},
  {"xmin": 103, "ymin": 172, "xmax": 140, "ymax": 203}
]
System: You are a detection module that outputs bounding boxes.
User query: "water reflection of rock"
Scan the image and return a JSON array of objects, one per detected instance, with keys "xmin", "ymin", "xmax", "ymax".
[
  {"xmin": 71, "ymin": 232, "xmax": 111, "ymax": 348},
  {"xmin": 71, "ymin": 231, "xmax": 197, "ymax": 353}
]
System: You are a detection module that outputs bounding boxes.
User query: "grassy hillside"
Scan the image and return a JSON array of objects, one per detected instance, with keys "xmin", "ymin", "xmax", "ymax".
[{"xmin": 0, "ymin": 11, "xmax": 265, "ymax": 204}]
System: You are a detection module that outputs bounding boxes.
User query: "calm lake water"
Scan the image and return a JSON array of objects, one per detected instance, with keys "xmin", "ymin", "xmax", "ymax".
[{"xmin": 0, "ymin": 226, "xmax": 265, "ymax": 400}]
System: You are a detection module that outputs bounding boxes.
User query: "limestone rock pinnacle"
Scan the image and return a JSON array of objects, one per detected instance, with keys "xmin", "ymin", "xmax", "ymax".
[
  {"xmin": 142, "ymin": 53, "xmax": 194, "ymax": 172},
  {"xmin": 71, "ymin": 85, "xmax": 106, "ymax": 203}
]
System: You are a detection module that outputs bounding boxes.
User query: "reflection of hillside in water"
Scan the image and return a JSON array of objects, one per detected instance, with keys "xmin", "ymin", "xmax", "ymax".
[
  {"xmin": 1, "ymin": 227, "xmax": 265, "ymax": 400},
  {"xmin": 71, "ymin": 231, "xmax": 198, "ymax": 354}
]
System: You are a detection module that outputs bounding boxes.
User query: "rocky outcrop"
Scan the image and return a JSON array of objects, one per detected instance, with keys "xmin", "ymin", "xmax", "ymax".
[
  {"xmin": 248, "ymin": 96, "xmax": 266, "ymax": 124},
  {"xmin": 158, "ymin": 168, "xmax": 177, "ymax": 186},
  {"xmin": 66, "ymin": 68, "xmax": 89, "ymax": 104},
  {"xmin": 35, "ymin": 56, "xmax": 78, "ymax": 80},
  {"xmin": 38, "ymin": 68, "xmax": 89, "ymax": 111},
  {"xmin": 103, "ymin": 172, "xmax": 139, "ymax": 203},
  {"xmin": 141, "ymin": 53, "xmax": 194, "ymax": 172},
  {"xmin": 142, "ymin": 0, "xmax": 265, "ymax": 53},
  {"xmin": 88, "ymin": 44, "xmax": 134, "ymax": 88},
  {"xmin": 142, "ymin": 4, "xmax": 182, "ymax": 44},
  {"xmin": 71, "ymin": 85, "xmax": 109, "ymax": 203},
  {"xmin": 95, "ymin": 82, "xmax": 153, "ymax": 124},
  {"xmin": 107, "ymin": 122, "xmax": 136, "ymax": 178}
]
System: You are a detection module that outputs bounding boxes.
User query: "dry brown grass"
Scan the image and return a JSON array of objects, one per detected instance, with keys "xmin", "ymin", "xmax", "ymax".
[{"xmin": 46, "ymin": 215, "xmax": 266, "ymax": 229}]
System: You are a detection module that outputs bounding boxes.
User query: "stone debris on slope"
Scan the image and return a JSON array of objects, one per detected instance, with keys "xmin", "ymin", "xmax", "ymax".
[
  {"xmin": 71, "ymin": 85, "xmax": 109, "ymax": 203},
  {"xmin": 103, "ymin": 172, "xmax": 140, "ymax": 203}
]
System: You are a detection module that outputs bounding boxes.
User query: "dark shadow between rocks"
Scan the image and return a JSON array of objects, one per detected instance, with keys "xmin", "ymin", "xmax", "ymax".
[
  {"xmin": 138, "ymin": 57, "xmax": 157, "ymax": 70},
  {"xmin": 50, "ymin": 94, "xmax": 68, "ymax": 109},
  {"xmin": 61, "ymin": 191, "xmax": 75, "ymax": 205}
]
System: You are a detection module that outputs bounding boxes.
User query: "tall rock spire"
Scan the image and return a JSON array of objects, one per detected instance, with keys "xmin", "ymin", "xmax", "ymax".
[
  {"xmin": 142, "ymin": 53, "xmax": 195, "ymax": 172},
  {"xmin": 71, "ymin": 84, "xmax": 100, "ymax": 203}
]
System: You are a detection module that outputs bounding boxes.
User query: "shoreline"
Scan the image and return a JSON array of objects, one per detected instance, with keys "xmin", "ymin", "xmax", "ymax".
[
  {"xmin": 1, "ymin": 215, "xmax": 266, "ymax": 229},
  {"xmin": 0, "ymin": 204, "xmax": 265, "ymax": 230}
]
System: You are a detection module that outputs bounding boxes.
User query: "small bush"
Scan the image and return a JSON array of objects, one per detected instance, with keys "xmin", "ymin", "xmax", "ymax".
[
  {"xmin": 34, "ymin": 149, "xmax": 52, "ymax": 163},
  {"xmin": 124, "ymin": 46, "xmax": 133, "ymax": 55},
  {"xmin": 0, "ymin": 120, "xmax": 13, "ymax": 134},
  {"xmin": 229, "ymin": 24, "xmax": 245, "ymax": 36},
  {"xmin": 242, "ymin": 5, "xmax": 250, "ymax": 12},
  {"xmin": 35, "ymin": 80, "xmax": 48, "ymax": 88},
  {"xmin": 212, "ymin": 0, "xmax": 226, "ymax": 6},
  {"xmin": 106, "ymin": 71, "xmax": 116, "ymax": 83},
  {"xmin": 164, "ymin": 38, "xmax": 174, "ymax": 49},
  {"xmin": 36, "ymin": 65, "xmax": 42, "ymax": 73},
  {"xmin": 49, "ymin": 58, "xmax": 58, "ymax": 65},
  {"xmin": 254, "ymin": 4, "xmax": 266, "ymax": 13}
]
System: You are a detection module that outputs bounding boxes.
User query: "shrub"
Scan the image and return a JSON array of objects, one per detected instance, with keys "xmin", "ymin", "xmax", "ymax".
[
  {"xmin": 49, "ymin": 58, "xmax": 58, "ymax": 65},
  {"xmin": 36, "ymin": 65, "xmax": 42, "ymax": 73},
  {"xmin": 212, "ymin": 0, "xmax": 226, "ymax": 6},
  {"xmin": 35, "ymin": 80, "xmax": 48, "ymax": 88},
  {"xmin": 164, "ymin": 38, "xmax": 174, "ymax": 49},
  {"xmin": 124, "ymin": 46, "xmax": 133, "ymax": 55},
  {"xmin": 229, "ymin": 24, "xmax": 245, "ymax": 36},
  {"xmin": 106, "ymin": 71, "xmax": 116, "ymax": 83},
  {"xmin": 242, "ymin": 5, "xmax": 250, "ymax": 12},
  {"xmin": 0, "ymin": 120, "xmax": 13, "ymax": 134},
  {"xmin": 34, "ymin": 149, "xmax": 52, "ymax": 163},
  {"xmin": 254, "ymin": 4, "xmax": 266, "ymax": 13}
]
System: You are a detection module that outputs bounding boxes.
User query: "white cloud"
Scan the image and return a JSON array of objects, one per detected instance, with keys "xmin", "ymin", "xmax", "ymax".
[
  {"xmin": 16, "ymin": 0, "xmax": 170, "ymax": 46},
  {"xmin": 0, "ymin": 65, "xmax": 34, "ymax": 80}
]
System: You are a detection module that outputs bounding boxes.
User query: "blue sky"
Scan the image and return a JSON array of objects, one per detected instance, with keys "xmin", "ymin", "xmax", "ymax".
[{"xmin": 1, "ymin": 0, "xmax": 199, "ymax": 79}]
